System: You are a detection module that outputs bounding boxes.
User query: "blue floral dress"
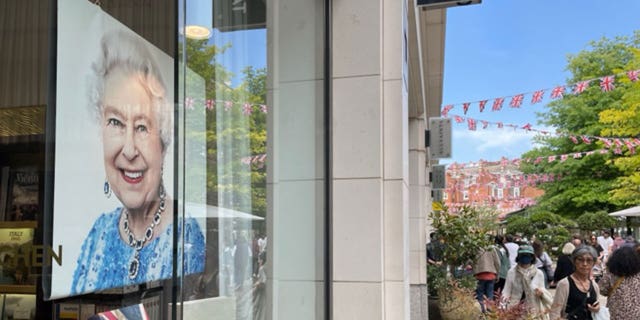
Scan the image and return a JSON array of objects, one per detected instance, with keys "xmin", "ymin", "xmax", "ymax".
[{"xmin": 71, "ymin": 207, "xmax": 205, "ymax": 295}]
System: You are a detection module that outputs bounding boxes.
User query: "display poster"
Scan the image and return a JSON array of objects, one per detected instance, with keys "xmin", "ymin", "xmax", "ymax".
[
  {"xmin": 50, "ymin": 0, "xmax": 205, "ymax": 299},
  {"xmin": 0, "ymin": 228, "xmax": 35, "ymax": 286},
  {"xmin": 4, "ymin": 167, "xmax": 39, "ymax": 222}
]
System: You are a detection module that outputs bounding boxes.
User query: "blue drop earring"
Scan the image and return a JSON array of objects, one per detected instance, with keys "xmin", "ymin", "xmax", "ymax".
[{"xmin": 104, "ymin": 179, "xmax": 112, "ymax": 198}]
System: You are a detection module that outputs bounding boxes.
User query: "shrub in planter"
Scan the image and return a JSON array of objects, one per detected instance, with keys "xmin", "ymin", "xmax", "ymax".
[
  {"xmin": 429, "ymin": 203, "xmax": 499, "ymax": 319},
  {"xmin": 430, "ymin": 204, "xmax": 497, "ymax": 269},
  {"xmin": 437, "ymin": 278, "xmax": 482, "ymax": 320},
  {"xmin": 427, "ymin": 263, "xmax": 447, "ymax": 297}
]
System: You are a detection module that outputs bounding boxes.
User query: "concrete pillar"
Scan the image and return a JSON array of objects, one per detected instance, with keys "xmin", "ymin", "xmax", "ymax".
[
  {"xmin": 332, "ymin": 0, "xmax": 409, "ymax": 319},
  {"xmin": 266, "ymin": 0, "xmax": 326, "ymax": 319}
]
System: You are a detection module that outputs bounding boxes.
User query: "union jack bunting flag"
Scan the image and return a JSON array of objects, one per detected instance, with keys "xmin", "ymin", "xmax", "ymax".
[
  {"xmin": 599, "ymin": 138, "xmax": 612, "ymax": 148},
  {"xmin": 600, "ymin": 75, "xmax": 615, "ymax": 92},
  {"xmin": 463, "ymin": 102, "xmax": 471, "ymax": 114},
  {"xmin": 510, "ymin": 94, "xmax": 524, "ymax": 108},
  {"xmin": 184, "ymin": 97, "xmax": 194, "ymax": 109},
  {"xmin": 467, "ymin": 118, "xmax": 477, "ymax": 131},
  {"xmin": 613, "ymin": 138, "xmax": 623, "ymax": 147},
  {"xmin": 492, "ymin": 97, "xmax": 504, "ymax": 111},
  {"xmin": 550, "ymin": 86, "xmax": 565, "ymax": 99},
  {"xmin": 531, "ymin": 90, "xmax": 544, "ymax": 104},
  {"xmin": 570, "ymin": 136, "xmax": 579, "ymax": 144},
  {"xmin": 242, "ymin": 103, "xmax": 253, "ymax": 115},
  {"xmin": 205, "ymin": 99, "xmax": 215, "ymax": 110},
  {"xmin": 441, "ymin": 105, "xmax": 454, "ymax": 117},
  {"xmin": 478, "ymin": 100, "xmax": 488, "ymax": 112},
  {"xmin": 573, "ymin": 80, "xmax": 590, "ymax": 94}
]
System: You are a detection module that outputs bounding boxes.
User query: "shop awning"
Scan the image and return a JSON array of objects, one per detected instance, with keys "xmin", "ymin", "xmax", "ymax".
[{"xmin": 608, "ymin": 206, "xmax": 640, "ymax": 217}]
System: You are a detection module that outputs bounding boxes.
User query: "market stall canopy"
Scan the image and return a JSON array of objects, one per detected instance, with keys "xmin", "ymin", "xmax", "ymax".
[{"xmin": 608, "ymin": 206, "xmax": 640, "ymax": 217}]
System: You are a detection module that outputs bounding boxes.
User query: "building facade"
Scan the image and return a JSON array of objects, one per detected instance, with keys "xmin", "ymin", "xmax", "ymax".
[{"xmin": 444, "ymin": 160, "xmax": 544, "ymax": 215}]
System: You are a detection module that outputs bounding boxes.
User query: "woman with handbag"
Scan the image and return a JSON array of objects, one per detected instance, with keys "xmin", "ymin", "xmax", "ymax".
[
  {"xmin": 598, "ymin": 244, "xmax": 640, "ymax": 320},
  {"xmin": 533, "ymin": 239, "xmax": 554, "ymax": 288},
  {"xmin": 549, "ymin": 246, "xmax": 602, "ymax": 320}
]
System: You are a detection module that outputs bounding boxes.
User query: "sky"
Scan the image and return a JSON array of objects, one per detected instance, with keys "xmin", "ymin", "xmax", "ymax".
[{"xmin": 442, "ymin": 0, "xmax": 640, "ymax": 165}]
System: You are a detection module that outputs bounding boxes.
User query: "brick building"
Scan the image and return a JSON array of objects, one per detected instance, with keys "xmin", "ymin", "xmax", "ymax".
[{"xmin": 444, "ymin": 159, "xmax": 544, "ymax": 216}]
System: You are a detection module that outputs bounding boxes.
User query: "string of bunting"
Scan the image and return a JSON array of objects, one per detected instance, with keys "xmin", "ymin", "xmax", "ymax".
[
  {"xmin": 441, "ymin": 68, "xmax": 640, "ymax": 117},
  {"xmin": 241, "ymin": 154, "xmax": 267, "ymax": 165},
  {"xmin": 446, "ymin": 198, "xmax": 537, "ymax": 209},
  {"xmin": 446, "ymin": 173, "xmax": 565, "ymax": 190},
  {"xmin": 448, "ymin": 113, "xmax": 551, "ymax": 134},
  {"xmin": 183, "ymin": 97, "xmax": 268, "ymax": 115},
  {"xmin": 448, "ymin": 147, "xmax": 623, "ymax": 173},
  {"xmin": 448, "ymin": 113, "xmax": 640, "ymax": 154},
  {"xmin": 244, "ymin": 137, "xmax": 635, "ymax": 168}
]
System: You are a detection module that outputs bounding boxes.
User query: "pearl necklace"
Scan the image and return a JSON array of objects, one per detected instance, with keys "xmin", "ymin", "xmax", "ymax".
[{"xmin": 123, "ymin": 189, "xmax": 165, "ymax": 280}]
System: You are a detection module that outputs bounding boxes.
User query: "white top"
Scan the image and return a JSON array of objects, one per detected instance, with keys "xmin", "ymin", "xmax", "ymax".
[
  {"xmin": 597, "ymin": 235, "xmax": 613, "ymax": 256},
  {"xmin": 503, "ymin": 265, "xmax": 550, "ymax": 319},
  {"xmin": 505, "ymin": 242, "xmax": 519, "ymax": 268}
]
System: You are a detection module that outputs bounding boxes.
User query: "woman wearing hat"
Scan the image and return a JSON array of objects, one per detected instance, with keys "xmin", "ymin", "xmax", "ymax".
[
  {"xmin": 502, "ymin": 245, "xmax": 553, "ymax": 319},
  {"xmin": 549, "ymin": 246, "xmax": 602, "ymax": 320}
]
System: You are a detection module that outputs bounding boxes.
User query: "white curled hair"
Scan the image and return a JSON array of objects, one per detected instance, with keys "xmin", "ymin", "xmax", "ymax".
[{"xmin": 87, "ymin": 30, "xmax": 172, "ymax": 150}]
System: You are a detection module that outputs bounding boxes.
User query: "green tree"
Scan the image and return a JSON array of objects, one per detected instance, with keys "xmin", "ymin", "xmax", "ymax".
[
  {"xmin": 521, "ymin": 33, "xmax": 640, "ymax": 218},
  {"xmin": 504, "ymin": 216, "xmax": 535, "ymax": 237},
  {"xmin": 183, "ymin": 39, "xmax": 268, "ymax": 218},
  {"xmin": 599, "ymin": 45, "xmax": 640, "ymax": 206},
  {"xmin": 430, "ymin": 204, "xmax": 497, "ymax": 270},
  {"xmin": 505, "ymin": 211, "xmax": 574, "ymax": 253},
  {"xmin": 575, "ymin": 210, "xmax": 618, "ymax": 233}
]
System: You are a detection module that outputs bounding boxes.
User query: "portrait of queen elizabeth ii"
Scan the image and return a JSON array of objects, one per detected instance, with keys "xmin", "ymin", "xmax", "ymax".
[{"xmin": 67, "ymin": 30, "xmax": 205, "ymax": 295}]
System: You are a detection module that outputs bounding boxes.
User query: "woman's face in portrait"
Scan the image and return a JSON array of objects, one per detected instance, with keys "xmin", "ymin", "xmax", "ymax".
[{"xmin": 102, "ymin": 67, "xmax": 164, "ymax": 210}]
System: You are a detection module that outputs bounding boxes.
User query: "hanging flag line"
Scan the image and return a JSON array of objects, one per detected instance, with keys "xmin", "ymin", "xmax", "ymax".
[
  {"xmin": 446, "ymin": 198, "xmax": 537, "ymax": 209},
  {"xmin": 448, "ymin": 113, "xmax": 640, "ymax": 153},
  {"xmin": 182, "ymin": 97, "xmax": 268, "ymax": 115},
  {"xmin": 449, "ymin": 171, "xmax": 566, "ymax": 189},
  {"xmin": 448, "ymin": 147, "xmax": 626, "ymax": 171},
  {"xmin": 448, "ymin": 113, "xmax": 551, "ymax": 134},
  {"xmin": 242, "ymin": 138, "xmax": 635, "ymax": 167},
  {"xmin": 241, "ymin": 153, "xmax": 267, "ymax": 165},
  {"xmin": 441, "ymin": 68, "xmax": 640, "ymax": 117}
]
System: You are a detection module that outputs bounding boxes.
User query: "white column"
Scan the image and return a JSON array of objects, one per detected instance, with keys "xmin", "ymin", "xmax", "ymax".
[
  {"xmin": 267, "ymin": 0, "xmax": 326, "ymax": 319},
  {"xmin": 332, "ymin": 0, "xmax": 409, "ymax": 319},
  {"xmin": 408, "ymin": 115, "xmax": 428, "ymax": 319}
]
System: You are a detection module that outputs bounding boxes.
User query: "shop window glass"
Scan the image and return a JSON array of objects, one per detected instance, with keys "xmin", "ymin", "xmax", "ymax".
[{"xmin": 177, "ymin": 0, "xmax": 326, "ymax": 319}]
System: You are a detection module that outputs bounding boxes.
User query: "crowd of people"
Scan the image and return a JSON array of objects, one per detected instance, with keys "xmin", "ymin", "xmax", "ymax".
[{"xmin": 427, "ymin": 230, "xmax": 640, "ymax": 319}]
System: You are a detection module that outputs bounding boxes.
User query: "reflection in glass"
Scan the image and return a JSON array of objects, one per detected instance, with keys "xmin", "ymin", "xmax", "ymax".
[{"xmin": 181, "ymin": 2, "xmax": 267, "ymax": 320}]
